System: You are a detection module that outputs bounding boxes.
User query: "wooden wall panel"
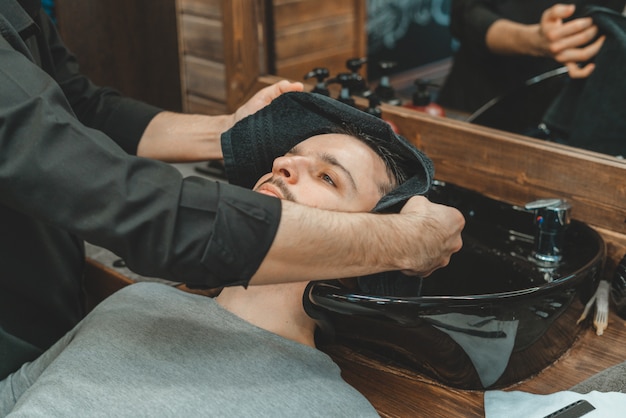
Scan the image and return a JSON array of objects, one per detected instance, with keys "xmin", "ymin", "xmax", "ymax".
[
  {"xmin": 272, "ymin": 0, "xmax": 367, "ymax": 82},
  {"xmin": 179, "ymin": 15, "xmax": 224, "ymax": 61},
  {"xmin": 274, "ymin": 15, "xmax": 357, "ymax": 61},
  {"xmin": 178, "ymin": 0, "xmax": 221, "ymax": 18},
  {"xmin": 177, "ymin": 0, "xmax": 366, "ymax": 113},
  {"xmin": 272, "ymin": 0, "xmax": 356, "ymax": 28},
  {"xmin": 56, "ymin": 0, "xmax": 181, "ymax": 111},
  {"xmin": 177, "ymin": 0, "xmax": 266, "ymax": 114},
  {"xmin": 177, "ymin": 0, "xmax": 225, "ymax": 113},
  {"xmin": 221, "ymin": 0, "xmax": 268, "ymax": 110},
  {"xmin": 184, "ymin": 57, "xmax": 227, "ymax": 102}
]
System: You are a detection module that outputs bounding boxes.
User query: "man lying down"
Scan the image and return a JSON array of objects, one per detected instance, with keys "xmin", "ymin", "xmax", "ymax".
[{"xmin": 0, "ymin": 91, "xmax": 459, "ymax": 417}]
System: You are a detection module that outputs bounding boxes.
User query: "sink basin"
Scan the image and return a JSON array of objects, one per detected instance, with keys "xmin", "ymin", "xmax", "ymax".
[{"xmin": 307, "ymin": 181, "xmax": 605, "ymax": 390}]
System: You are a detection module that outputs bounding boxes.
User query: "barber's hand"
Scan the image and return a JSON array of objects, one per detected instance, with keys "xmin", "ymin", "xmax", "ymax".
[
  {"xmin": 539, "ymin": 4, "xmax": 605, "ymax": 78},
  {"xmin": 232, "ymin": 80, "xmax": 304, "ymax": 124},
  {"xmin": 138, "ymin": 80, "xmax": 303, "ymax": 162},
  {"xmin": 398, "ymin": 196, "xmax": 465, "ymax": 277}
]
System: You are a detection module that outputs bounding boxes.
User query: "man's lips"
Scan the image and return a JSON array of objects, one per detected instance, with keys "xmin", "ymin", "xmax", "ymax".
[{"xmin": 256, "ymin": 183, "xmax": 283, "ymax": 199}]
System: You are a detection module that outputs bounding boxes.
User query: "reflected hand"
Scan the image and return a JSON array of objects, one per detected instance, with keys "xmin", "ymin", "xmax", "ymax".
[
  {"xmin": 539, "ymin": 4, "xmax": 605, "ymax": 78},
  {"xmin": 397, "ymin": 196, "xmax": 465, "ymax": 277}
]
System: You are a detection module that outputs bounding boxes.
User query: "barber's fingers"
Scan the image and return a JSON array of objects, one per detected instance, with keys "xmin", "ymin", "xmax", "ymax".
[
  {"xmin": 556, "ymin": 34, "xmax": 605, "ymax": 64},
  {"xmin": 542, "ymin": 3, "xmax": 576, "ymax": 23},
  {"xmin": 549, "ymin": 23, "xmax": 599, "ymax": 54},
  {"xmin": 234, "ymin": 80, "xmax": 304, "ymax": 123},
  {"xmin": 544, "ymin": 16, "xmax": 595, "ymax": 42},
  {"xmin": 566, "ymin": 62, "xmax": 596, "ymax": 79},
  {"xmin": 558, "ymin": 34, "xmax": 605, "ymax": 79},
  {"xmin": 262, "ymin": 79, "xmax": 305, "ymax": 99},
  {"xmin": 399, "ymin": 196, "xmax": 465, "ymax": 277},
  {"xmin": 398, "ymin": 195, "xmax": 435, "ymax": 214},
  {"xmin": 540, "ymin": 5, "xmax": 599, "ymax": 55}
]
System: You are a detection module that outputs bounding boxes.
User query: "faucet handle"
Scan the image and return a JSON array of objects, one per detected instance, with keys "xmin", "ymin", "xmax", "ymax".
[
  {"xmin": 525, "ymin": 199, "xmax": 572, "ymax": 263},
  {"xmin": 524, "ymin": 198, "xmax": 567, "ymax": 210},
  {"xmin": 524, "ymin": 199, "xmax": 572, "ymax": 227}
]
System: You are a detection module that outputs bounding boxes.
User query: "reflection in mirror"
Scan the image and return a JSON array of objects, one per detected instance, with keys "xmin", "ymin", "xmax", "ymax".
[
  {"xmin": 358, "ymin": 0, "xmax": 626, "ymax": 160},
  {"xmin": 366, "ymin": 0, "xmax": 452, "ymax": 81}
]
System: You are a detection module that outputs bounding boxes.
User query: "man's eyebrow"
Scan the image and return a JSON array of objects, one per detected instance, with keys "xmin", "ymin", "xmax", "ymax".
[{"xmin": 287, "ymin": 145, "xmax": 358, "ymax": 192}]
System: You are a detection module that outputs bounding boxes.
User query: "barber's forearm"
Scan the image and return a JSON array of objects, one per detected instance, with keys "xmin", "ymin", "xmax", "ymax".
[
  {"xmin": 136, "ymin": 81, "xmax": 303, "ymax": 163},
  {"xmin": 249, "ymin": 203, "xmax": 392, "ymax": 285},
  {"xmin": 486, "ymin": 3, "xmax": 600, "ymax": 62},
  {"xmin": 485, "ymin": 19, "xmax": 545, "ymax": 57},
  {"xmin": 249, "ymin": 198, "xmax": 464, "ymax": 285},
  {"xmin": 137, "ymin": 111, "xmax": 232, "ymax": 162}
]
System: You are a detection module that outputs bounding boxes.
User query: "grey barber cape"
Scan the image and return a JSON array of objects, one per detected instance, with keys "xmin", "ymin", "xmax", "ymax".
[{"xmin": 0, "ymin": 283, "xmax": 379, "ymax": 417}]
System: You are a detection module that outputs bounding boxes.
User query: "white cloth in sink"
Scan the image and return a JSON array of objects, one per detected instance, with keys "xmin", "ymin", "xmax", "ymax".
[{"xmin": 484, "ymin": 389, "xmax": 626, "ymax": 417}]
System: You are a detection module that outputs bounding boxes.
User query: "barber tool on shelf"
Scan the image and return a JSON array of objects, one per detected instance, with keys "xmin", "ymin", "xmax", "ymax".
[
  {"xmin": 304, "ymin": 67, "xmax": 330, "ymax": 96},
  {"xmin": 610, "ymin": 254, "xmax": 626, "ymax": 320},
  {"xmin": 404, "ymin": 79, "xmax": 446, "ymax": 117},
  {"xmin": 325, "ymin": 72, "xmax": 361, "ymax": 107},
  {"xmin": 345, "ymin": 57, "xmax": 370, "ymax": 97},
  {"xmin": 373, "ymin": 61, "xmax": 402, "ymax": 106}
]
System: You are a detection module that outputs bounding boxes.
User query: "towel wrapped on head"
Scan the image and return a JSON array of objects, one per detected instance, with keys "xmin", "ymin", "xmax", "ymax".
[{"xmin": 221, "ymin": 91, "xmax": 434, "ymax": 213}]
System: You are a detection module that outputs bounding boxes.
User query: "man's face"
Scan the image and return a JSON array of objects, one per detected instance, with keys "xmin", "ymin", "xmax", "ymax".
[{"xmin": 253, "ymin": 134, "xmax": 391, "ymax": 212}]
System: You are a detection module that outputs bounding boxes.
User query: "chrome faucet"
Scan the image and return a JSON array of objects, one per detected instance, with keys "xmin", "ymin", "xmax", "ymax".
[{"xmin": 524, "ymin": 199, "xmax": 572, "ymax": 263}]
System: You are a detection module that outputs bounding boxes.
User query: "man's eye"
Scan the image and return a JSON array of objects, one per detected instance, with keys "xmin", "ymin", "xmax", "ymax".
[{"xmin": 321, "ymin": 173, "xmax": 335, "ymax": 186}]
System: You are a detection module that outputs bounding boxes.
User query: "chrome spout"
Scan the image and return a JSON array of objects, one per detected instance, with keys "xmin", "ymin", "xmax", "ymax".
[{"xmin": 525, "ymin": 199, "xmax": 572, "ymax": 263}]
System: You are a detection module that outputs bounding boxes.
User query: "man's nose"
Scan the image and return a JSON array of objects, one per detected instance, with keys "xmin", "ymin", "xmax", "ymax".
[{"xmin": 272, "ymin": 155, "xmax": 306, "ymax": 184}]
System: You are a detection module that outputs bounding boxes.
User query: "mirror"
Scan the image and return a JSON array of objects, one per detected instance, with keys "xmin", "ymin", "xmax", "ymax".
[
  {"xmin": 364, "ymin": 1, "xmax": 625, "ymax": 161},
  {"xmin": 266, "ymin": 0, "xmax": 625, "ymax": 162}
]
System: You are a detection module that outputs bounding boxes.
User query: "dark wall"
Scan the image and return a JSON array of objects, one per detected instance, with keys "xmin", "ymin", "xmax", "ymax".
[
  {"xmin": 55, "ymin": 0, "xmax": 182, "ymax": 111},
  {"xmin": 367, "ymin": 0, "xmax": 452, "ymax": 80}
]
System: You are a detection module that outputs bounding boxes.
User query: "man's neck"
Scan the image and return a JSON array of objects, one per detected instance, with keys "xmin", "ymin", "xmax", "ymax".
[{"xmin": 215, "ymin": 282, "xmax": 317, "ymax": 347}]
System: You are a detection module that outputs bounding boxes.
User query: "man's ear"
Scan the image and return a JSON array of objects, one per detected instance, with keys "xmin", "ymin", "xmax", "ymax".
[{"xmin": 302, "ymin": 282, "xmax": 335, "ymax": 341}]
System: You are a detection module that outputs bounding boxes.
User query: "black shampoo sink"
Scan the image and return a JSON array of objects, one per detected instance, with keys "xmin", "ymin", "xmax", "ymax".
[{"xmin": 308, "ymin": 181, "xmax": 605, "ymax": 390}]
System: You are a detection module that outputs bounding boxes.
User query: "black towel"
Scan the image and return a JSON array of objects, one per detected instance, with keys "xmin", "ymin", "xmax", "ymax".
[
  {"xmin": 221, "ymin": 91, "xmax": 434, "ymax": 212},
  {"xmin": 543, "ymin": 6, "xmax": 626, "ymax": 157}
]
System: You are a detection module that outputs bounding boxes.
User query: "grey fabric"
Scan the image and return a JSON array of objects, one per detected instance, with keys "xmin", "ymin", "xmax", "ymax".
[
  {"xmin": 571, "ymin": 361, "xmax": 626, "ymax": 393},
  {"xmin": 0, "ymin": 283, "xmax": 379, "ymax": 417},
  {"xmin": 222, "ymin": 91, "xmax": 434, "ymax": 213}
]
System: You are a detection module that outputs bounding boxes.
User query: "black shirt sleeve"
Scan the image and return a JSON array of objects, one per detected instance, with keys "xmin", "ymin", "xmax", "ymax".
[
  {"xmin": 0, "ymin": 5, "xmax": 281, "ymax": 288},
  {"xmin": 34, "ymin": 7, "xmax": 162, "ymax": 154},
  {"xmin": 449, "ymin": 0, "xmax": 502, "ymax": 56}
]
